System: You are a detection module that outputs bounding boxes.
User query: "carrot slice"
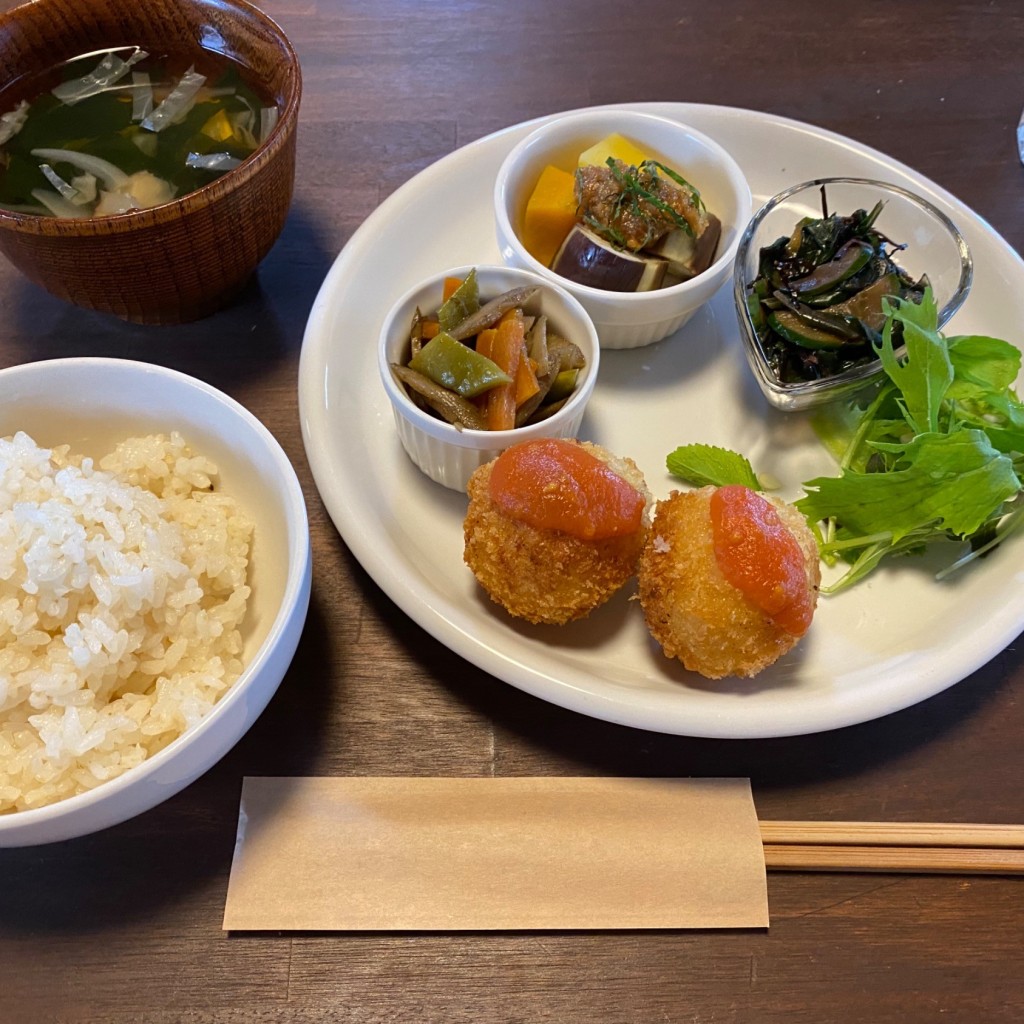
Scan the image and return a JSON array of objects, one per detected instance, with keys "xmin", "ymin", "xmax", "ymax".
[
  {"xmin": 485, "ymin": 311, "xmax": 524, "ymax": 431},
  {"xmin": 442, "ymin": 276, "xmax": 464, "ymax": 302},
  {"xmin": 420, "ymin": 320, "xmax": 441, "ymax": 340},
  {"xmin": 489, "ymin": 438, "xmax": 644, "ymax": 540},
  {"xmin": 475, "ymin": 327, "xmax": 497, "ymax": 361},
  {"xmin": 513, "ymin": 346, "xmax": 540, "ymax": 407},
  {"xmin": 709, "ymin": 485, "xmax": 813, "ymax": 636}
]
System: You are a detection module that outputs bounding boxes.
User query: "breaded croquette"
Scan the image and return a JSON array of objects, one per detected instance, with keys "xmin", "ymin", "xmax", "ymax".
[
  {"xmin": 638, "ymin": 486, "xmax": 820, "ymax": 679},
  {"xmin": 463, "ymin": 438, "xmax": 651, "ymax": 625}
]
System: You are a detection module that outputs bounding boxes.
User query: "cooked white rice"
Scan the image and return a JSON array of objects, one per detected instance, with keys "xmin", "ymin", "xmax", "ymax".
[{"xmin": 0, "ymin": 430, "xmax": 252, "ymax": 813}]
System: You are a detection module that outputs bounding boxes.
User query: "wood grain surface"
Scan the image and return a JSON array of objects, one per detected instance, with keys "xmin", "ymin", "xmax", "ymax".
[{"xmin": 1, "ymin": 1, "xmax": 1023, "ymax": 1021}]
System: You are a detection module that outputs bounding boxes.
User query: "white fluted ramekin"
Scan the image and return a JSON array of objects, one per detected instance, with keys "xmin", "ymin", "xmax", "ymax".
[
  {"xmin": 379, "ymin": 264, "xmax": 599, "ymax": 491},
  {"xmin": 494, "ymin": 109, "xmax": 751, "ymax": 349}
]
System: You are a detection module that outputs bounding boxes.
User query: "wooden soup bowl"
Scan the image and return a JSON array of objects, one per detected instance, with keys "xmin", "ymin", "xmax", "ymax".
[{"xmin": 0, "ymin": 0, "xmax": 301, "ymax": 323}]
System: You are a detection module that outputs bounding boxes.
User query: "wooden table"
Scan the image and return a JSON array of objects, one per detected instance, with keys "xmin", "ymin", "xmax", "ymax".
[{"xmin": 2, "ymin": 1, "xmax": 1023, "ymax": 1020}]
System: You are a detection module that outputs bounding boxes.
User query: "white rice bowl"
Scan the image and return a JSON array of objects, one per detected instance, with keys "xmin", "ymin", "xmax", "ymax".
[
  {"xmin": 0, "ymin": 430, "xmax": 253, "ymax": 812},
  {"xmin": 0, "ymin": 358, "xmax": 310, "ymax": 847}
]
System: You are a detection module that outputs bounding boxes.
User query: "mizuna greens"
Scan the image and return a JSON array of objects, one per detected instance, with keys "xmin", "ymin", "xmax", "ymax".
[{"xmin": 666, "ymin": 290, "xmax": 1024, "ymax": 593}]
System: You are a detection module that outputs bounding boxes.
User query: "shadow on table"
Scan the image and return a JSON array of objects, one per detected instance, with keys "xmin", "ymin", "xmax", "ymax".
[
  {"xmin": 379, "ymin": 570, "xmax": 1024, "ymax": 795},
  {"xmin": 0, "ymin": 200, "xmax": 336, "ymax": 392}
]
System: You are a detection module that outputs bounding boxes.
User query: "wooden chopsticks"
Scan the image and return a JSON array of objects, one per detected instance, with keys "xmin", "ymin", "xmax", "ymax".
[{"xmin": 759, "ymin": 821, "xmax": 1024, "ymax": 875}]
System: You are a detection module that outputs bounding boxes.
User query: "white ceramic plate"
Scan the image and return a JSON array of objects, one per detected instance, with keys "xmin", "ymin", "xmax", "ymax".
[{"xmin": 299, "ymin": 103, "xmax": 1024, "ymax": 739}]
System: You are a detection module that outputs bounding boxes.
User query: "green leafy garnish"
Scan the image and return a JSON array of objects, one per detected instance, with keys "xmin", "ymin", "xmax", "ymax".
[
  {"xmin": 797, "ymin": 428, "xmax": 1019, "ymax": 543},
  {"xmin": 873, "ymin": 290, "xmax": 951, "ymax": 434},
  {"xmin": 665, "ymin": 444, "xmax": 761, "ymax": 490},
  {"xmin": 665, "ymin": 288, "xmax": 1024, "ymax": 595},
  {"xmin": 803, "ymin": 292, "xmax": 1023, "ymax": 591},
  {"xmin": 641, "ymin": 160, "xmax": 704, "ymax": 213},
  {"xmin": 604, "ymin": 158, "xmax": 698, "ymax": 243}
]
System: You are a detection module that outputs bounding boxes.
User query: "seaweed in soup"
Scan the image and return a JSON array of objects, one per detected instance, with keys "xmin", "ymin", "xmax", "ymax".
[{"xmin": 0, "ymin": 46, "xmax": 278, "ymax": 217}]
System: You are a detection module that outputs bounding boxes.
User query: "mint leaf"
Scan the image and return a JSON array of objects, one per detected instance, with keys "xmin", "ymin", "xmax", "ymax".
[{"xmin": 666, "ymin": 444, "xmax": 761, "ymax": 489}]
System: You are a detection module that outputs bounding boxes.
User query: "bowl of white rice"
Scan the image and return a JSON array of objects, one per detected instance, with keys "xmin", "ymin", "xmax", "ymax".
[{"xmin": 0, "ymin": 357, "xmax": 311, "ymax": 846}]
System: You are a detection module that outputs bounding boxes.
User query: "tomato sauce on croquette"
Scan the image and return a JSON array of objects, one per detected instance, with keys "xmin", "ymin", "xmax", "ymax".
[
  {"xmin": 489, "ymin": 438, "xmax": 645, "ymax": 540},
  {"xmin": 709, "ymin": 485, "xmax": 814, "ymax": 637}
]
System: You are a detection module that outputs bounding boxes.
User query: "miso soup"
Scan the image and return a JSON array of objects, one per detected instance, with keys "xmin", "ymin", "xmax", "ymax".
[{"xmin": 0, "ymin": 46, "xmax": 278, "ymax": 217}]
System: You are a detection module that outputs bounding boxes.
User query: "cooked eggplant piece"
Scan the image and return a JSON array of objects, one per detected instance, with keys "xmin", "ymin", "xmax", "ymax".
[
  {"xmin": 789, "ymin": 239, "xmax": 873, "ymax": 297},
  {"xmin": 552, "ymin": 224, "xmax": 667, "ymax": 292},
  {"xmin": 645, "ymin": 213, "xmax": 721, "ymax": 279}
]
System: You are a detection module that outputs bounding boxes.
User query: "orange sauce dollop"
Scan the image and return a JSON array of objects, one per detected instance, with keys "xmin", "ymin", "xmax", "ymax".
[
  {"xmin": 489, "ymin": 439, "xmax": 644, "ymax": 540},
  {"xmin": 709, "ymin": 485, "xmax": 813, "ymax": 636}
]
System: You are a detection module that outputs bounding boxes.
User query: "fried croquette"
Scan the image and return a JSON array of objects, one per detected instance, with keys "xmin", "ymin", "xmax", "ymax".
[
  {"xmin": 638, "ymin": 486, "xmax": 820, "ymax": 679},
  {"xmin": 463, "ymin": 439, "xmax": 651, "ymax": 625}
]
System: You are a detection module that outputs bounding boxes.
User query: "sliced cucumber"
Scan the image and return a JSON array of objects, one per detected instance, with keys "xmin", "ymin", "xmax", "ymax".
[
  {"xmin": 768, "ymin": 310, "xmax": 847, "ymax": 350},
  {"xmin": 827, "ymin": 272, "xmax": 900, "ymax": 331},
  {"xmin": 789, "ymin": 239, "xmax": 874, "ymax": 296}
]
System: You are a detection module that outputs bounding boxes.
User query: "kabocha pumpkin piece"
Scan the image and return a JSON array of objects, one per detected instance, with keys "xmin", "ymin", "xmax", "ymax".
[
  {"xmin": 522, "ymin": 164, "xmax": 578, "ymax": 267},
  {"xmin": 464, "ymin": 439, "xmax": 652, "ymax": 625}
]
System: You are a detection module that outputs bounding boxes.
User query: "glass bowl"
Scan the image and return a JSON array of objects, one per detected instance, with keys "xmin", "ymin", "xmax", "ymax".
[{"xmin": 733, "ymin": 177, "xmax": 973, "ymax": 412}]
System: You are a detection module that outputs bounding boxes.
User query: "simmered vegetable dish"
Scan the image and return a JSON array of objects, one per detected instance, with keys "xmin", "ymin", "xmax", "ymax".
[
  {"xmin": 746, "ymin": 193, "xmax": 928, "ymax": 383},
  {"xmin": 522, "ymin": 133, "xmax": 720, "ymax": 292},
  {"xmin": 391, "ymin": 269, "xmax": 586, "ymax": 431}
]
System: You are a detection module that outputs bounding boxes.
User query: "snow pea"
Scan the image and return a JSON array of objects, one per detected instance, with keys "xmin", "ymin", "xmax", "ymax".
[{"xmin": 408, "ymin": 331, "xmax": 511, "ymax": 398}]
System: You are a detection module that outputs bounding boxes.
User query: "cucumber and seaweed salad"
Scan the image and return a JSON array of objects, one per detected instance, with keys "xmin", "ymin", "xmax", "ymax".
[
  {"xmin": 669, "ymin": 291, "xmax": 1024, "ymax": 593},
  {"xmin": 746, "ymin": 193, "xmax": 927, "ymax": 383}
]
